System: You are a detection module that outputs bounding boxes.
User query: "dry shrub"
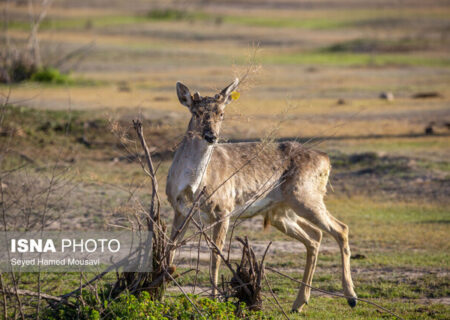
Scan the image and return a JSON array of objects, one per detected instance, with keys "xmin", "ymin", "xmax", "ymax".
[
  {"xmin": 229, "ymin": 237, "xmax": 270, "ymax": 311},
  {"xmin": 0, "ymin": 49, "xmax": 38, "ymax": 83}
]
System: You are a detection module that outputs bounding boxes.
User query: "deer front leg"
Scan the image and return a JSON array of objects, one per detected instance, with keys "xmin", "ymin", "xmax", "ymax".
[
  {"xmin": 210, "ymin": 217, "xmax": 229, "ymax": 298},
  {"xmin": 169, "ymin": 209, "xmax": 190, "ymax": 265}
]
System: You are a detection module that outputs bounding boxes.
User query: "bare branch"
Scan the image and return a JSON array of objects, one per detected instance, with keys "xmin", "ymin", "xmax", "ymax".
[
  {"xmin": 263, "ymin": 274, "xmax": 290, "ymax": 320},
  {"xmin": 0, "ymin": 288, "xmax": 74, "ymax": 306},
  {"xmin": 164, "ymin": 270, "xmax": 205, "ymax": 319},
  {"xmin": 27, "ymin": 0, "xmax": 54, "ymax": 68}
]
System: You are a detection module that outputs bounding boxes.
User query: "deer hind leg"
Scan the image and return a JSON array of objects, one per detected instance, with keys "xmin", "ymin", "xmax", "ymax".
[
  {"xmin": 287, "ymin": 196, "xmax": 357, "ymax": 307},
  {"xmin": 269, "ymin": 210, "xmax": 322, "ymax": 313},
  {"xmin": 294, "ymin": 216, "xmax": 322, "ymax": 310},
  {"xmin": 210, "ymin": 217, "xmax": 229, "ymax": 298}
]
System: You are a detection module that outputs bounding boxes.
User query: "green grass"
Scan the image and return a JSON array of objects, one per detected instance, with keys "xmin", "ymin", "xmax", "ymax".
[
  {"xmin": 145, "ymin": 8, "xmax": 450, "ymax": 32},
  {"xmin": 290, "ymin": 297, "xmax": 449, "ymax": 320},
  {"xmin": 146, "ymin": 8, "xmax": 211, "ymax": 22},
  {"xmin": 7, "ymin": 11, "xmax": 214, "ymax": 33},
  {"xmin": 261, "ymin": 51, "xmax": 450, "ymax": 67},
  {"xmin": 0, "ymin": 105, "xmax": 99, "ymax": 170},
  {"xmin": 223, "ymin": 7, "xmax": 450, "ymax": 31},
  {"xmin": 326, "ymin": 198, "xmax": 449, "ymax": 250},
  {"xmin": 330, "ymin": 137, "xmax": 450, "ymax": 161},
  {"xmin": 266, "ymin": 247, "xmax": 449, "ymax": 269},
  {"xmin": 416, "ymin": 160, "xmax": 450, "ymax": 173},
  {"xmin": 6, "ymin": 7, "xmax": 449, "ymax": 34},
  {"xmin": 322, "ymin": 38, "xmax": 431, "ymax": 54},
  {"xmin": 19, "ymin": 267, "xmax": 446, "ymax": 319},
  {"xmin": 145, "ymin": 9, "xmax": 350, "ymax": 29},
  {"xmin": 7, "ymin": 11, "xmax": 216, "ymax": 32},
  {"xmin": 6, "ymin": 15, "xmax": 149, "ymax": 31},
  {"xmin": 261, "ymin": 272, "xmax": 450, "ymax": 319},
  {"xmin": 332, "ymin": 200, "xmax": 449, "ymax": 224},
  {"xmin": 223, "ymin": 15, "xmax": 351, "ymax": 30},
  {"xmin": 5, "ymin": 264, "xmax": 448, "ymax": 319},
  {"xmin": 352, "ymin": 251, "xmax": 449, "ymax": 268},
  {"xmin": 2, "ymin": 105, "xmax": 85, "ymax": 132}
]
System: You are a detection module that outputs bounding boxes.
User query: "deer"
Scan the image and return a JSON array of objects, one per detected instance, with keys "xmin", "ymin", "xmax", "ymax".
[{"xmin": 166, "ymin": 78, "xmax": 357, "ymax": 312}]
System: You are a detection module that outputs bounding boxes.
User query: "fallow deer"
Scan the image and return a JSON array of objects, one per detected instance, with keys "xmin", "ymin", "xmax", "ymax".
[{"xmin": 166, "ymin": 79, "xmax": 357, "ymax": 312}]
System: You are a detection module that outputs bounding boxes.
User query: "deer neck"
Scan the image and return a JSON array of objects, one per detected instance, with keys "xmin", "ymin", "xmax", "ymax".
[{"xmin": 171, "ymin": 132, "xmax": 215, "ymax": 199}]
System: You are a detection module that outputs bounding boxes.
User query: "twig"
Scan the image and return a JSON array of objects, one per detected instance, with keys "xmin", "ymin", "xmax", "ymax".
[
  {"xmin": 164, "ymin": 269, "xmax": 205, "ymax": 319},
  {"xmin": 54, "ymin": 41, "xmax": 95, "ymax": 70},
  {"xmin": 188, "ymin": 218, "xmax": 252, "ymax": 299},
  {"xmin": 60, "ymin": 246, "xmax": 143, "ymax": 300},
  {"xmin": 0, "ymin": 288, "xmax": 74, "ymax": 306},
  {"xmin": 164, "ymin": 188, "xmax": 206, "ymax": 264},
  {"xmin": 132, "ymin": 119, "xmax": 160, "ymax": 230},
  {"xmin": 192, "ymin": 233, "xmax": 202, "ymax": 294},
  {"xmin": 0, "ymin": 178, "xmax": 25, "ymax": 320},
  {"xmin": 27, "ymin": 0, "xmax": 54, "ymax": 67},
  {"xmin": 177, "ymin": 174, "xmax": 282, "ymax": 253},
  {"xmin": 0, "ymin": 273, "xmax": 7, "ymax": 320},
  {"xmin": 170, "ymin": 187, "xmax": 205, "ymax": 245},
  {"xmin": 78, "ymin": 273, "xmax": 85, "ymax": 308},
  {"xmin": 263, "ymin": 274, "xmax": 290, "ymax": 320}
]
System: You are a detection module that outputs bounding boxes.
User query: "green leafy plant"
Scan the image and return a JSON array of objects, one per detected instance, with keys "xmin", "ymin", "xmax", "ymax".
[
  {"xmin": 30, "ymin": 67, "xmax": 72, "ymax": 84},
  {"xmin": 43, "ymin": 291, "xmax": 272, "ymax": 320}
]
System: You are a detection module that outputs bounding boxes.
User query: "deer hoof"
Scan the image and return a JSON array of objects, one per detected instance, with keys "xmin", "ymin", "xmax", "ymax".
[{"xmin": 347, "ymin": 297, "xmax": 357, "ymax": 308}]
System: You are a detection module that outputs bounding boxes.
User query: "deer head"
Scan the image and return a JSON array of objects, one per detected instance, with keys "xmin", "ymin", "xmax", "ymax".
[{"xmin": 176, "ymin": 78, "xmax": 239, "ymax": 144}]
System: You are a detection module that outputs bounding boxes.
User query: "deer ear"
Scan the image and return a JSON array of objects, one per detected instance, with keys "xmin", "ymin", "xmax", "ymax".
[
  {"xmin": 220, "ymin": 78, "xmax": 239, "ymax": 105},
  {"xmin": 193, "ymin": 92, "xmax": 201, "ymax": 102},
  {"xmin": 176, "ymin": 82, "xmax": 193, "ymax": 108},
  {"xmin": 221, "ymin": 78, "xmax": 239, "ymax": 97}
]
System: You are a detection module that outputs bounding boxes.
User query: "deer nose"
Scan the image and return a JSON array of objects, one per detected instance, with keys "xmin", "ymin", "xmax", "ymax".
[{"xmin": 203, "ymin": 132, "xmax": 217, "ymax": 144}]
